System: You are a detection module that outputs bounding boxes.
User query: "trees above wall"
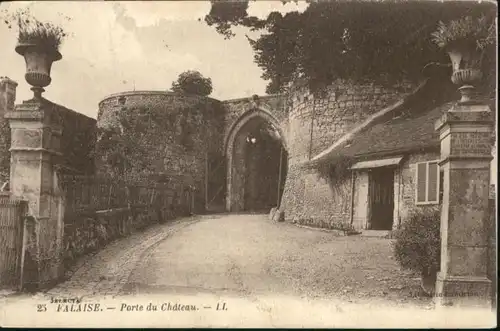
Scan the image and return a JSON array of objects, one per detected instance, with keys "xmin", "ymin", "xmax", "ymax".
[
  {"xmin": 204, "ymin": 0, "xmax": 497, "ymax": 95},
  {"xmin": 171, "ymin": 70, "xmax": 213, "ymax": 96}
]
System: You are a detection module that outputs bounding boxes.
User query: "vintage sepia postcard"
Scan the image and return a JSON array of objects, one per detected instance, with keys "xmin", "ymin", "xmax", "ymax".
[{"xmin": 0, "ymin": 0, "xmax": 497, "ymax": 328}]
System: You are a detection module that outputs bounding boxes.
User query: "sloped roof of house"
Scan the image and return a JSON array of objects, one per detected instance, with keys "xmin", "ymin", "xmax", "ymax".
[
  {"xmin": 338, "ymin": 100, "xmax": 453, "ymax": 159},
  {"xmin": 306, "ymin": 72, "xmax": 455, "ymax": 168}
]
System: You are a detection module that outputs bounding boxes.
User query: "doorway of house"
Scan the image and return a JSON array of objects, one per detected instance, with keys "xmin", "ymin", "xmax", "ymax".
[{"xmin": 368, "ymin": 167, "xmax": 395, "ymax": 230}]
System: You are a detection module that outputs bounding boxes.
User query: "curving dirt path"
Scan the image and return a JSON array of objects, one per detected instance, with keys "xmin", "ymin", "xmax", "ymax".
[{"xmin": 123, "ymin": 214, "xmax": 430, "ymax": 307}]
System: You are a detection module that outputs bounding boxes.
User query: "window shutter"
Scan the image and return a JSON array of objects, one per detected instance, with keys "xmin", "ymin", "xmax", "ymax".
[
  {"xmin": 416, "ymin": 162, "xmax": 427, "ymax": 203},
  {"xmin": 427, "ymin": 161, "xmax": 439, "ymax": 202}
]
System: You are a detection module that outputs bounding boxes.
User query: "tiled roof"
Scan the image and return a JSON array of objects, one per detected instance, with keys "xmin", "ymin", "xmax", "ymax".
[{"xmin": 339, "ymin": 101, "xmax": 453, "ymax": 158}]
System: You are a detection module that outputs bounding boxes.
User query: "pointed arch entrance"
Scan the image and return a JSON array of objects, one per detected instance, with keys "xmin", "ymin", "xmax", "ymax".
[{"xmin": 224, "ymin": 108, "xmax": 288, "ymax": 212}]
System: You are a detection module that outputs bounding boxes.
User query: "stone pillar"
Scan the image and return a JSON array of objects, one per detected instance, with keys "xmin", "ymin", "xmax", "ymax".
[
  {"xmin": 5, "ymin": 98, "xmax": 64, "ymax": 289},
  {"xmin": 434, "ymin": 102, "xmax": 494, "ymax": 308}
]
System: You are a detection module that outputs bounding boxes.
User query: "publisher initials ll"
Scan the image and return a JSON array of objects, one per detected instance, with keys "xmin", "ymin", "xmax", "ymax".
[{"xmin": 216, "ymin": 302, "xmax": 227, "ymax": 311}]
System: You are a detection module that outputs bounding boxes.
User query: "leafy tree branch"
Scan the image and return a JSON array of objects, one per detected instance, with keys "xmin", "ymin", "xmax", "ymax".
[{"xmin": 204, "ymin": 0, "xmax": 497, "ymax": 94}]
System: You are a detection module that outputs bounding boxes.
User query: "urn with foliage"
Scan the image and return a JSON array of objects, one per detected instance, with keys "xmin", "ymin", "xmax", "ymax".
[
  {"xmin": 4, "ymin": 10, "xmax": 66, "ymax": 98},
  {"xmin": 431, "ymin": 15, "xmax": 495, "ymax": 102}
]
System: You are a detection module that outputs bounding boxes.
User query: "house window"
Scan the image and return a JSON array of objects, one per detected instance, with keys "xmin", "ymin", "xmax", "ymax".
[{"xmin": 415, "ymin": 160, "xmax": 440, "ymax": 205}]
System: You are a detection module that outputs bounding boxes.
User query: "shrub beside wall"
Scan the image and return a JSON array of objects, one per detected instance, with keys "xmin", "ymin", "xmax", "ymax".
[{"xmin": 392, "ymin": 207, "xmax": 441, "ymax": 294}]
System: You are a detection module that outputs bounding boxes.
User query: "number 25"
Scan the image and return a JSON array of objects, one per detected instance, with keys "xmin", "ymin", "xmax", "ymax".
[{"xmin": 37, "ymin": 304, "xmax": 47, "ymax": 312}]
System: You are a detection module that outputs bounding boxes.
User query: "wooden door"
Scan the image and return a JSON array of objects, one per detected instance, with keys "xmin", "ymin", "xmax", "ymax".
[{"xmin": 369, "ymin": 168, "xmax": 395, "ymax": 230}]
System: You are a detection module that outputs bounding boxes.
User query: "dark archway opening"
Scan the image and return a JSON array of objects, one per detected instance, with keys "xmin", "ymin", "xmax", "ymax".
[{"xmin": 231, "ymin": 117, "xmax": 288, "ymax": 213}]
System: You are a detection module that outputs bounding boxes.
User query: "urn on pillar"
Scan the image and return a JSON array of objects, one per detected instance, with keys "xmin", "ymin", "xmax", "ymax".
[
  {"xmin": 15, "ymin": 43, "xmax": 62, "ymax": 98},
  {"xmin": 431, "ymin": 16, "xmax": 495, "ymax": 103},
  {"xmin": 10, "ymin": 13, "xmax": 66, "ymax": 99}
]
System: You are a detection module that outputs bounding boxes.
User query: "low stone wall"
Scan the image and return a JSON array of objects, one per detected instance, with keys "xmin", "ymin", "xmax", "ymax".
[{"xmin": 62, "ymin": 205, "xmax": 190, "ymax": 269}]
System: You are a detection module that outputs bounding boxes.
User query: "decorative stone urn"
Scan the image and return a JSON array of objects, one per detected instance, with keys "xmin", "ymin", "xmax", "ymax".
[
  {"xmin": 445, "ymin": 41, "xmax": 484, "ymax": 103},
  {"xmin": 15, "ymin": 43, "xmax": 62, "ymax": 99}
]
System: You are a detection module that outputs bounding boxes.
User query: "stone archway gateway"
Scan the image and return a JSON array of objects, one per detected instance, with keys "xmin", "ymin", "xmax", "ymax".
[{"xmin": 224, "ymin": 108, "xmax": 288, "ymax": 212}]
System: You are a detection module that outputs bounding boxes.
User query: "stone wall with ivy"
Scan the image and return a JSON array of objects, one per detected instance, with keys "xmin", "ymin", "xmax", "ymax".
[
  {"xmin": 280, "ymin": 79, "xmax": 415, "ymax": 225},
  {"xmin": 97, "ymin": 91, "xmax": 225, "ymax": 212}
]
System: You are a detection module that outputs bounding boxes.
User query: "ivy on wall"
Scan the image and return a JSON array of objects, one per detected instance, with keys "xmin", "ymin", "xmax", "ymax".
[{"xmin": 94, "ymin": 98, "xmax": 224, "ymax": 180}]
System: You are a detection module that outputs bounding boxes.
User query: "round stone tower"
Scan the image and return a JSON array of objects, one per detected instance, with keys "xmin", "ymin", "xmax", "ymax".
[{"xmin": 97, "ymin": 91, "xmax": 225, "ymax": 212}]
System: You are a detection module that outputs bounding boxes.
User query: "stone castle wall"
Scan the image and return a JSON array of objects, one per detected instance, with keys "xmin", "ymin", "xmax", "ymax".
[
  {"xmin": 4, "ymin": 74, "xmax": 421, "ymax": 222},
  {"xmin": 97, "ymin": 91, "xmax": 225, "ymax": 211},
  {"xmin": 286, "ymin": 79, "xmax": 414, "ymax": 166},
  {"xmin": 280, "ymin": 79, "xmax": 416, "ymax": 223},
  {"xmin": 96, "ymin": 80, "xmax": 416, "ymax": 220},
  {"xmin": 283, "ymin": 166, "xmax": 353, "ymax": 227}
]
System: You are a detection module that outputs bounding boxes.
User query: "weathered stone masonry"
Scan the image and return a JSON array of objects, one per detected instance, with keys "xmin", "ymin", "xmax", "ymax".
[
  {"xmin": 96, "ymin": 80, "xmax": 417, "ymax": 222},
  {"xmin": 98, "ymin": 91, "xmax": 225, "ymax": 212},
  {"xmin": 280, "ymin": 80, "xmax": 416, "ymax": 225}
]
